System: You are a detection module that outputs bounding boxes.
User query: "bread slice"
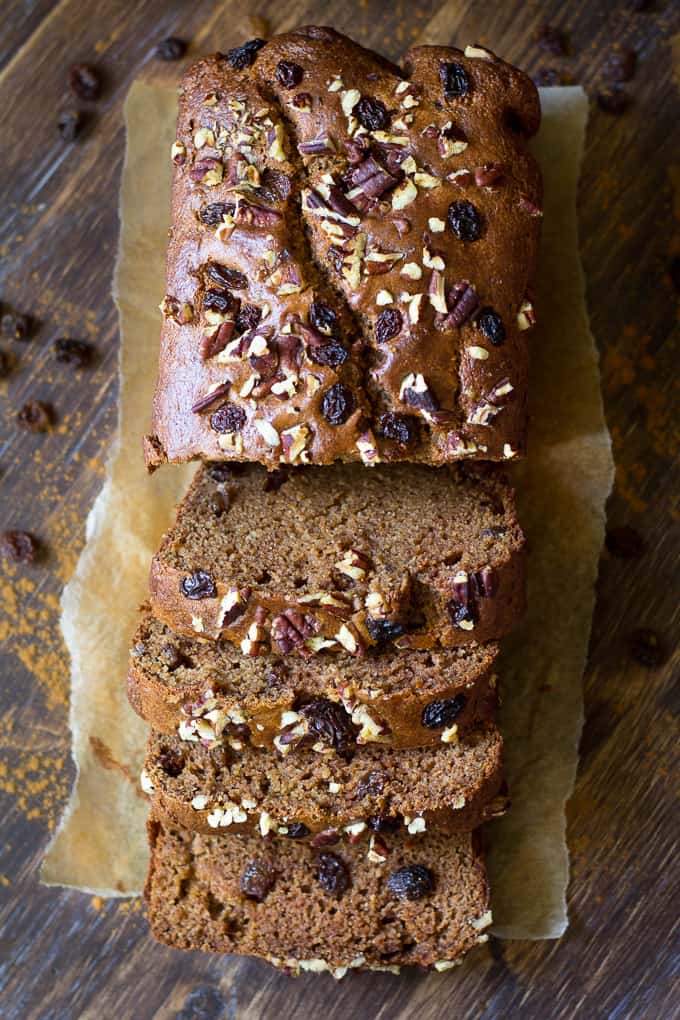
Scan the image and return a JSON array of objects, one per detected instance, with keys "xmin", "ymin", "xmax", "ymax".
[
  {"xmin": 148, "ymin": 462, "xmax": 525, "ymax": 654},
  {"xmin": 142, "ymin": 724, "xmax": 505, "ymax": 840},
  {"xmin": 128, "ymin": 606, "xmax": 499, "ymax": 751},
  {"xmin": 145, "ymin": 815, "xmax": 492, "ymax": 974}
]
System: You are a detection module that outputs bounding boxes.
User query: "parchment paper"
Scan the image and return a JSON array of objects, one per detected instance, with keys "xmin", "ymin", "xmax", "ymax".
[{"xmin": 42, "ymin": 82, "xmax": 614, "ymax": 939}]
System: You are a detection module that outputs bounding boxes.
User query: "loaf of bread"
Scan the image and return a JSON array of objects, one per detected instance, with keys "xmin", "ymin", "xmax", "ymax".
[
  {"xmin": 149, "ymin": 462, "xmax": 526, "ymax": 652},
  {"xmin": 143, "ymin": 724, "xmax": 506, "ymax": 840},
  {"xmin": 145, "ymin": 26, "xmax": 541, "ymax": 471},
  {"xmin": 145, "ymin": 815, "xmax": 493, "ymax": 974},
  {"xmin": 128, "ymin": 606, "xmax": 498, "ymax": 751}
]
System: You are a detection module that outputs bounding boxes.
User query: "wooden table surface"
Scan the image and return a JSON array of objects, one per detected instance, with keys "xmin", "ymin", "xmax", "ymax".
[{"xmin": 0, "ymin": 1, "xmax": 678, "ymax": 1017}]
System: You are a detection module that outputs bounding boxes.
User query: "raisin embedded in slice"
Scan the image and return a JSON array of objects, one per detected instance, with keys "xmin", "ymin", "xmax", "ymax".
[
  {"xmin": 206, "ymin": 461, "xmax": 243, "ymax": 483},
  {"xmin": 476, "ymin": 308, "xmax": 506, "ymax": 346},
  {"xmin": 300, "ymin": 699, "xmax": 358, "ymax": 759},
  {"xmin": 18, "ymin": 400, "xmax": 52, "ymax": 432},
  {"xmin": 286, "ymin": 822, "xmax": 310, "ymax": 839},
  {"xmin": 204, "ymin": 289, "xmax": 237, "ymax": 314},
  {"xmin": 157, "ymin": 746, "xmax": 184, "ymax": 777},
  {"xmin": 226, "ymin": 38, "xmax": 266, "ymax": 70},
  {"xmin": 308, "ymin": 341, "xmax": 348, "ymax": 368},
  {"xmin": 156, "ymin": 37, "xmax": 187, "ymax": 61},
  {"xmin": 365, "ymin": 617, "xmax": 404, "ymax": 645},
  {"xmin": 440, "ymin": 62, "xmax": 470, "ymax": 99},
  {"xmin": 200, "ymin": 202, "xmax": 236, "ymax": 226},
  {"xmin": 161, "ymin": 642, "xmax": 184, "ymax": 671},
  {"xmin": 421, "ymin": 695, "xmax": 467, "ymax": 730},
  {"xmin": 448, "ymin": 200, "xmax": 482, "ymax": 242},
  {"xmin": 367, "ymin": 815, "xmax": 401, "ymax": 834},
  {"xmin": 241, "ymin": 859, "xmax": 276, "ymax": 902},
  {"xmin": 53, "ymin": 337, "xmax": 93, "ymax": 367},
  {"xmin": 320, "ymin": 383, "xmax": 355, "ymax": 425},
  {"xmin": 447, "ymin": 599, "xmax": 478, "ymax": 629},
  {"xmin": 355, "ymin": 96, "xmax": 390, "ymax": 132},
  {"xmin": 316, "ymin": 852, "xmax": 350, "ymax": 899},
  {"xmin": 210, "ymin": 402, "xmax": 246, "ymax": 433},
  {"xmin": 375, "ymin": 308, "xmax": 403, "ymax": 344},
  {"xmin": 69, "ymin": 63, "xmax": 101, "ymax": 101},
  {"xmin": 387, "ymin": 865, "xmax": 434, "ymax": 901},
  {"xmin": 236, "ymin": 304, "xmax": 262, "ymax": 335},
  {"xmin": 355, "ymin": 771, "xmax": 386, "ymax": 799},
  {"xmin": 309, "ymin": 301, "xmax": 339, "ymax": 337},
  {"xmin": 276, "ymin": 60, "xmax": 304, "ymax": 88},
  {"xmin": 379, "ymin": 412, "xmax": 418, "ymax": 446},
  {"xmin": 180, "ymin": 571, "xmax": 217, "ymax": 600},
  {"xmin": 208, "ymin": 263, "xmax": 248, "ymax": 291},
  {"xmin": 1, "ymin": 530, "xmax": 39, "ymax": 564}
]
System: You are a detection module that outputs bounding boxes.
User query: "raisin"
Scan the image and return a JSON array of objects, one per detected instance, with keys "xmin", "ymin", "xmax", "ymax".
[
  {"xmin": 18, "ymin": 400, "xmax": 52, "ymax": 432},
  {"xmin": 241, "ymin": 859, "xmax": 276, "ymax": 901},
  {"xmin": 476, "ymin": 308, "xmax": 506, "ymax": 346},
  {"xmin": 365, "ymin": 617, "xmax": 404, "ymax": 645},
  {"xmin": 536, "ymin": 25, "xmax": 567, "ymax": 56},
  {"xmin": 204, "ymin": 289, "xmax": 237, "ymax": 314},
  {"xmin": 0, "ymin": 349, "xmax": 12, "ymax": 378},
  {"xmin": 367, "ymin": 814, "xmax": 401, "ymax": 833},
  {"xmin": 447, "ymin": 599, "xmax": 478, "ymax": 629},
  {"xmin": 387, "ymin": 865, "xmax": 434, "ymax": 901},
  {"xmin": 440, "ymin": 62, "xmax": 470, "ymax": 99},
  {"xmin": 630, "ymin": 629, "xmax": 665, "ymax": 667},
  {"xmin": 209, "ymin": 492, "xmax": 228, "ymax": 517},
  {"xmin": 309, "ymin": 829, "xmax": 341, "ymax": 849},
  {"xmin": 375, "ymin": 308, "xmax": 403, "ymax": 343},
  {"xmin": 1, "ymin": 530, "xmax": 39, "ymax": 564},
  {"xmin": 481, "ymin": 525, "xmax": 507, "ymax": 540},
  {"xmin": 206, "ymin": 461, "xmax": 243, "ymax": 483},
  {"xmin": 379, "ymin": 412, "xmax": 418, "ymax": 446},
  {"xmin": 276, "ymin": 60, "xmax": 304, "ymax": 88},
  {"xmin": 210, "ymin": 402, "xmax": 246, "ymax": 433},
  {"xmin": 286, "ymin": 822, "xmax": 310, "ymax": 839},
  {"xmin": 1, "ymin": 311, "xmax": 30, "ymax": 341},
  {"xmin": 53, "ymin": 337, "xmax": 93, "ymax": 367},
  {"xmin": 69, "ymin": 64, "xmax": 101, "ymax": 101},
  {"xmin": 309, "ymin": 301, "xmax": 339, "ymax": 337},
  {"xmin": 208, "ymin": 263, "xmax": 248, "ymax": 291},
  {"xmin": 300, "ymin": 699, "xmax": 358, "ymax": 759},
  {"xmin": 226, "ymin": 39, "xmax": 266, "ymax": 70},
  {"xmin": 597, "ymin": 88, "xmax": 631, "ymax": 114},
  {"xmin": 320, "ymin": 383, "xmax": 355, "ymax": 425},
  {"xmin": 605, "ymin": 525, "xmax": 644, "ymax": 559},
  {"xmin": 235, "ymin": 304, "xmax": 262, "ymax": 334},
  {"xmin": 603, "ymin": 45, "xmax": 636, "ymax": 83},
  {"xmin": 355, "ymin": 771, "xmax": 386, "ymax": 799},
  {"xmin": 308, "ymin": 341, "xmax": 348, "ymax": 368},
  {"xmin": 355, "ymin": 96, "xmax": 390, "ymax": 131},
  {"xmin": 263, "ymin": 467, "xmax": 291, "ymax": 492},
  {"xmin": 157, "ymin": 746, "xmax": 184, "ymax": 777},
  {"xmin": 161, "ymin": 642, "xmax": 184, "ymax": 671},
  {"xmin": 58, "ymin": 109, "xmax": 83, "ymax": 141},
  {"xmin": 448, "ymin": 200, "xmax": 482, "ymax": 242},
  {"xmin": 199, "ymin": 202, "xmax": 235, "ymax": 226},
  {"xmin": 316, "ymin": 852, "xmax": 350, "ymax": 898},
  {"xmin": 261, "ymin": 168, "xmax": 292, "ymax": 201},
  {"xmin": 421, "ymin": 695, "xmax": 466, "ymax": 729},
  {"xmin": 156, "ymin": 37, "xmax": 187, "ymax": 61},
  {"xmin": 180, "ymin": 571, "xmax": 217, "ymax": 600}
]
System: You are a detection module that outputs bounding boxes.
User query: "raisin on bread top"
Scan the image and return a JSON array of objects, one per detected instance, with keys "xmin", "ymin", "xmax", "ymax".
[
  {"xmin": 146, "ymin": 27, "xmax": 541, "ymax": 470},
  {"xmin": 145, "ymin": 816, "xmax": 492, "ymax": 974},
  {"xmin": 148, "ymin": 462, "xmax": 525, "ymax": 653},
  {"xmin": 128, "ymin": 606, "xmax": 498, "ymax": 751},
  {"xmin": 142, "ymin": 724, "xmax": 505, "ymax": 840}
]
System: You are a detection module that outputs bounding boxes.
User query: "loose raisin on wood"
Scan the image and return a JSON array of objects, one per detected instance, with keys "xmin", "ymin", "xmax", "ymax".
[
  {"xmin": 630, "ymin": 629, "xmax": 666, "ymax": 667},
  {"xmin": 597, "ymin": 88, "xmax": 631, "ymax": 114},
  {"xmin": 421, "ymin": 695, "xmax": 466, "ymax": 729},
  {"xmin": 180, "ymin": 571, "xmax": 217, "ymax": 600},
  {"xmin": 0, "ymin": 349, "xmax": 11, "ymax": 378},
  {"xmin": 18, "ymin": 401, "xmax": 52, "ymax": 432},
  {"xmin": 603, "ymin": 45, "xmax": 636, "ymax": 83},
  {"xmin": 440, "ymin": 62, "xmax": 470, "ymax": 99},
  {"xmin": 1, "ymin": 530, "xmax": 39, "ymax": 564},
  {"xmin": 448, "ymin": 200, "xmax": 482, "ymax": 242},
  {"xmin": 379, "ymin": 412, "xmax": 418, "ymax": 446},
  {"xmin": 241, "ymin": 859, "xmax": 276, "ymax": 901},
  {"xmin": 210, "ymin": 403, "xmax": 246, "ymax": 433},
  {"xmin": 375, "ymin": 308, "xmax": 403, "ymax": 343},
  {"xmin": 53, "ymin": 337, "xmax": 93, "ymax": 367},
  {"xmin": 58, "ymin": 109, "xmax": 83, "ymax": 141},
  {"xmin": 355, "ymin": 96, "xmax": 390, "ymax": 131},
  {"xmin": 226, "ymin": 39, "xmax": 266, "ymax": 70},
  {"xmin": 156, "ymin": 37, "xmax": 187, "ymax": 61},
  {"xmin": 534, "ymin": 68, "xmax": 563, "ymax": 87},
  {"xmin": 276, "ymin": 60, "xmax": 303, "ymax": 88},
  {"xmin": 320, "ymin": 383, "xmax": 355, "ymax": 425},
  {"xmin": 1, "ymin": 311, "xmax": 30, "ymax": 341},
  {"xmin": 316, "ymin": 852, "xmax": 350, "ymax": 898},
  {"xmin": 476, "ymin": 308, "xmax": 506, "ymax": 346},
  {"xmin": 536, "ymin": 25, "xmax": 567, "ymax": 56},
  {"xmin": 300, "ymin": 699, "xmax": 358, "ymax": 759},
  {"xmin": 387, "ymin": 865, "xmax": 434, "ymax": 901},
  {"xmin": 69, "ymin": 63, "xmax": 101, "ymax": 101}
]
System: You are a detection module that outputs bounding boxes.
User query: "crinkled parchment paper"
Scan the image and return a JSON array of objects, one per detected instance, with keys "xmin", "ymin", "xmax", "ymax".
[{"xmin": 42, "ymin": 82, "xmax": 613, "ymax": 939}]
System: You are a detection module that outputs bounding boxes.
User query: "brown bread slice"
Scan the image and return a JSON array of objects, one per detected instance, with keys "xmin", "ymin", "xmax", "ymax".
[
  {"xmin": 142, "ymin": 724, "xmax": 505, "ymax": 840},
  {"xmin": 128, "ymin": 606, "xmax": 499, "ymax": 751},
  {"xmin": 145, "ymin": 815, "xmax": 493, "ymax": 975},
  {"xmin": 148, "ymin": 461, "xmax": 525, "ymax": 654}
]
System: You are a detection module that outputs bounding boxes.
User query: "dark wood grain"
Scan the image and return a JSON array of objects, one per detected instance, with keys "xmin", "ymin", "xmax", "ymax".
[{"xmin": 0, "ymin": 1, "xmax": 678, "ymax": 1018}]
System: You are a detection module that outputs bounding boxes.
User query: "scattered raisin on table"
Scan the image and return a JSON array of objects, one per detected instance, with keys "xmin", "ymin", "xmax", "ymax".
[
  {"xmin": 0, "ymin": 349, "xmax": 11, "ymax": 378},
  {"xmin": 1, "ymin": 530, "xmax": 39, "ymax": 564},
  {"xmin": 58, "ymin": 109, "xmax": 84, "ymax": 142},
  {"xmin": 156, "ymin": 37, "xmax": 187, "ymax": 61},
  {"xmin": 69, "ymin": 63, "xmax": 101, "ymax": 101},
  {"xmin": 1, "ymin": 311, "xmax": 31, "ymax": 341},
  {"xmin": 597, "ymin": 88, "xmax": 631, "ymax": 114},
  {"xmin": 534, "ymin": 68, "xmax": 563, "ymax": 87},
  {"xmin": 630, "ymin": 629, "xmax": 666, "ymax": 667},
  {"xmin": 536, "ymin": 25, "xmax": 567, "ymax": 56},
  {"xmin": 53, "ymin": 337, "xmax": 93, "ymax": 367},
  {"xmin": 603, "ymin": 45, "xmax": 636, "ymax": 83},
  {"xmin": 17, "ymin": 400, "xmax": 53, "ymax": 432}
]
